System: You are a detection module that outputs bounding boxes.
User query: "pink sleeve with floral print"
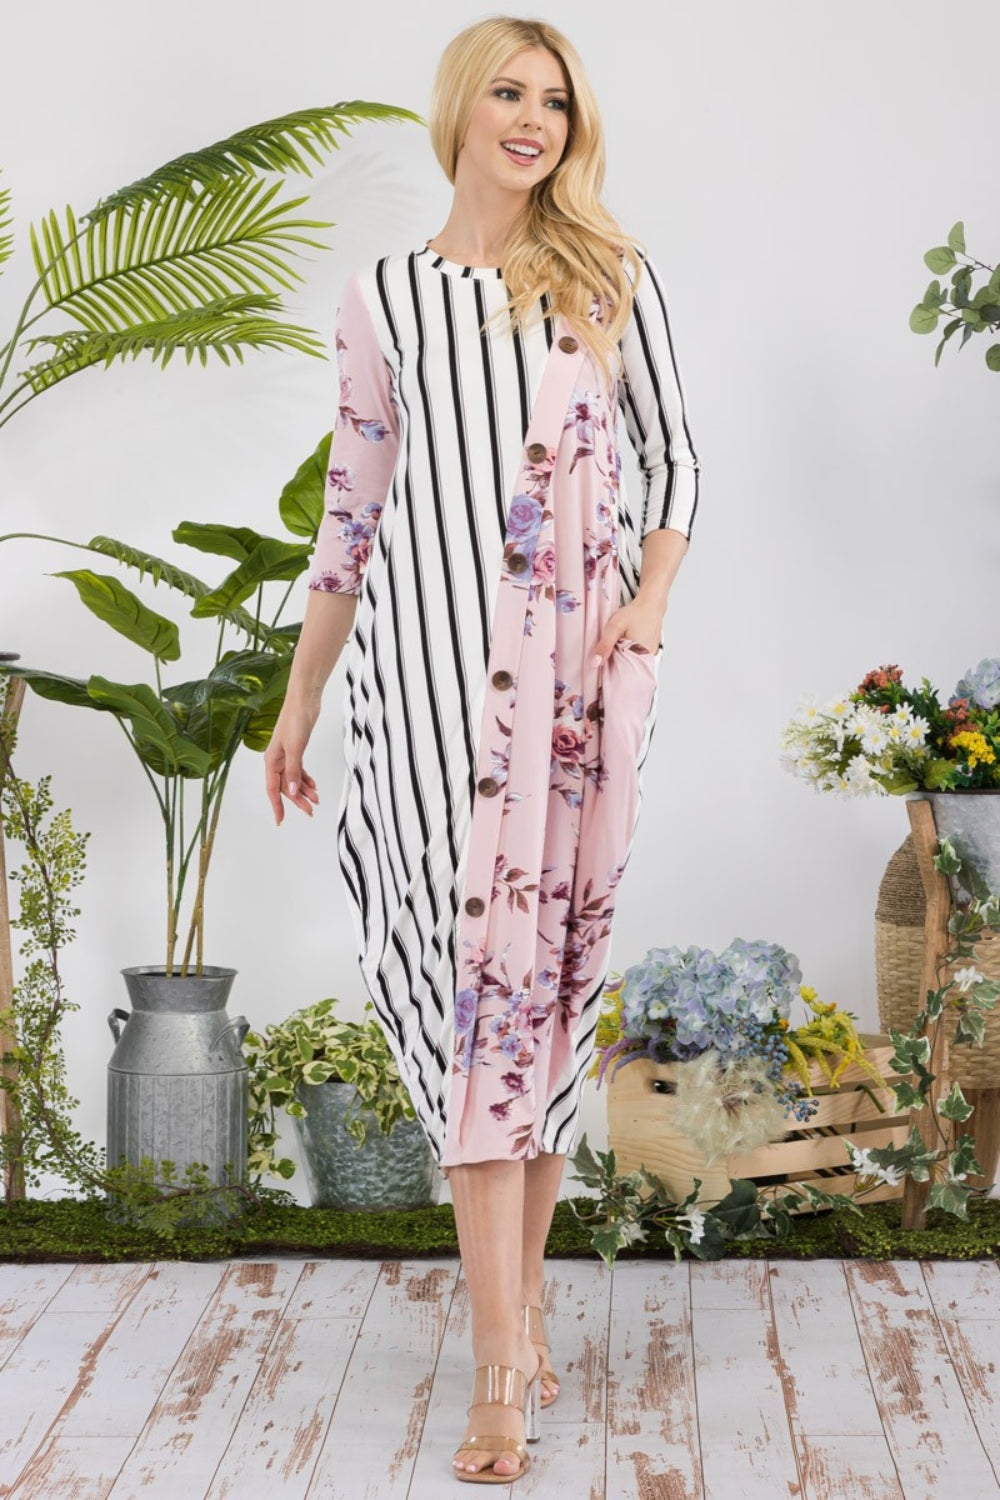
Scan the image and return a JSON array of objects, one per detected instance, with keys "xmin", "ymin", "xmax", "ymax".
[{"xmin": 307, "ymin": 272, "xmax": 400, "ymax": 595}]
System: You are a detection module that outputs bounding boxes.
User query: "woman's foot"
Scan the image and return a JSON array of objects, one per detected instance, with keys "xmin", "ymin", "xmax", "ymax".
[
  {"xmin": 452, "ymin": 1333, "xmax": 540, "ymax": 1480},
  {"xmin": 523, "ymin": 1303, "xmax": 560, "ymax": 1407}
]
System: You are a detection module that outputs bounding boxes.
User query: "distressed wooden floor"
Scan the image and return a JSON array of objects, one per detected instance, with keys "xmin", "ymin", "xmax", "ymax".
[{"xmin": 1, "ymin": 1256, "xmax": 999, "ymax": 1499}]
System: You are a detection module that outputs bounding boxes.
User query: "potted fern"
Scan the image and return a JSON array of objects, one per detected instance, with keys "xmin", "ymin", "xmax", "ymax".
[{"xmin": 245, "ymin": 998, "xmax": 440, "ymax": 1210}]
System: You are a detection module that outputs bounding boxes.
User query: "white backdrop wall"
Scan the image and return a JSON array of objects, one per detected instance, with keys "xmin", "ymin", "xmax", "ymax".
[{"xmin": 2, "ymin": 1, "xmax": 998, "ymax": 1201}]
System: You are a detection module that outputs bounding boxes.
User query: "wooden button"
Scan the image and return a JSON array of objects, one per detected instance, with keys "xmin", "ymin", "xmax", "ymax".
[
  {"xmin": 558, "ymin": 335, "xmax": 578, "ymax": 353},
  {"xmin": 507, "ymin": 552, "xmax": 528, "ymax": 574},
  {"xmin": 465, "ymin": 896, "xmax": 485, "ymax": 917},
  {"xmin": 477, "ymin": 776, "xmax": 499, "ymax": 797},
  {"xmin": 526, "ymin": 441, "xmax": 547, "ymax": 463},
  {"xmin": 491, "ymin": 669, "xmax": 513, "ymax": 690}
]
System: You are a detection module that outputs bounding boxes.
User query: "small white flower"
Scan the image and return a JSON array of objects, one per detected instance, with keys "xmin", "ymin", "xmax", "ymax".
[
  {"xmin": 846, "ymin": 1142, "xmax": 901, "ymax": 1186},
  {"xmin": 953, "ymin": 967, "xmax": 985, "ymax": 993},
  {"xmin": 620, "ymin": 1220, "xmax": 648, "ymax": 1246},
  {"xmin": 677, "ymin": 1207, "xmax": 706, "ymax": 1244}
]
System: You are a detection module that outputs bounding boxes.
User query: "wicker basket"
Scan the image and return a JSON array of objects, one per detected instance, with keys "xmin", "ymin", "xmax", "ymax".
[
  {"xmin": 606, "ymin": 1035, "xmax": 911, "ymax": 1213},
  {"xmin": 876, "ymin": 834, "xmax": 1000, "ymax": 1091}
]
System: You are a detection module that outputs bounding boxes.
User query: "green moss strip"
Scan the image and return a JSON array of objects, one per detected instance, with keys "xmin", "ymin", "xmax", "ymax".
[{"xmin": 2, "ymin": 1195, "xmax": 1000, "ymax": 1263}]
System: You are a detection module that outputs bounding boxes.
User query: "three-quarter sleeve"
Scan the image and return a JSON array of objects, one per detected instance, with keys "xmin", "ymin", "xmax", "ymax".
[
  {"xmin": 617, "ymin": 251, "xmax": 700, "ymax": 540},
  {"xmin": 307, "ymin": 272, "xmax": 400, "ymax": 595}
]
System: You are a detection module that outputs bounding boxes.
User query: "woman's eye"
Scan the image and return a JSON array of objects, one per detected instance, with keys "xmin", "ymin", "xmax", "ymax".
[
  {"xmin": 493, "ymin": 87, "xmax": 519, "ymax": 101},
  {"xmin": 546, "ymin": 98, "xmax": 568, "ymax": 111}
]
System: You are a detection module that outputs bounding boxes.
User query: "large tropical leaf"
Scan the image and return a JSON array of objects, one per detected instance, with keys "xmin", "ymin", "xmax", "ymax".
[
  {"xmin": 161, "ymin": 676, "xmax": 244, "ymax": 769},
  {"xmin": 210, "ymin": 650, "xmax": 291, "ymax": 709},
  {"xmin": 191, "ymin": 539, "xmax": 312, "ymax": 617},
  {"xmin": 84, "ymin": 103, "xmax": 424, "ymax": 220},
  {"xmin": 53, "ymin": 569, "xmax": 181, "ymax": 660},
  {"xmin": 19, "ymin": 297, "xmax": 324, "ymax": 397},
  {"xmin": 85, "ymin": 535, "xmax": 262, "ymax": 639},
  {"xmin": 0, "ymin": 171, "xmax": 12, "ymax": 272},
  {"xmin": 86, "ymin": 676, "xmax": 212, "ymax": 777},
  {"xmin": 0, "ymin": 665, "xmax": 101, "ymax": 711},
  {"xmin": 279, "ymin": 432, "xmax": 329, "ymax": 540},
  {"xmin": 29, "ymin": 180, "xmax": 327, "ymax": 329},
  {"xmin": 172, "ymin": 521, "xmax": 272, "ymax": 562},
  {"xmin": 162, "ymin": 651, "xmax": 290, "ymax": 765}
]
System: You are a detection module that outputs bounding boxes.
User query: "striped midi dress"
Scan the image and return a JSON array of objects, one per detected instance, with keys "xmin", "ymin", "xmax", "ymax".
[{"xmin": 307, "ymin": 244, "xmax": 699, "ymax": 1170}]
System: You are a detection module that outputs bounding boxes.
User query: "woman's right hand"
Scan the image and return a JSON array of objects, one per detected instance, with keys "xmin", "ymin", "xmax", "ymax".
[{"xmin": 265, "ymin": 697, "xmax": 322, "ymax": 825}]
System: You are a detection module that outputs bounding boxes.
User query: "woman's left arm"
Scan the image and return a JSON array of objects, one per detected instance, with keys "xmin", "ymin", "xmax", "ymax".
[{"xmin": 594, "ymin": 251, "xmax": 700, "ymax": 660}]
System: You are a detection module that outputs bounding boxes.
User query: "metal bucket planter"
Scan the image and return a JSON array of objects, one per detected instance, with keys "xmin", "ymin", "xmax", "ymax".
[
  {"xmin": 107, "ymin": 965, "xmax": 249, "ymax": 1222},
  {"xmin": 912, "ymin": 790, "xmax": 1000, "ymax": 903},
  {"xmin": 292, "ymin": 1080, "xmax": 440, "ymax": 1210}
]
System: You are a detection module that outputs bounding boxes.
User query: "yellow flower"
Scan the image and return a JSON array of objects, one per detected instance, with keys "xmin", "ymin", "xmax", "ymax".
[{"xmin": 950, "ymin": 730, "xmax": 996, "ymax": 769}]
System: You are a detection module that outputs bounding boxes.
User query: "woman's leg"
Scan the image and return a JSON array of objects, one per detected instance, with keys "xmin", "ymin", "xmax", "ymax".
[
  {"xmin": 450, "ymin": 1159, "xmax": 540, "ymax": 1477},
  {"xmin": 521, "ymin": 1151, "xmax": 566, "ymax": 1402}
]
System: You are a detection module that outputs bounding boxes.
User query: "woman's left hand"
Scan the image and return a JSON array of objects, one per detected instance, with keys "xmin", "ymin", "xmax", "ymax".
[{"xmin": 592, "ymin": 596, "xmax": 666, "ymax": 664}]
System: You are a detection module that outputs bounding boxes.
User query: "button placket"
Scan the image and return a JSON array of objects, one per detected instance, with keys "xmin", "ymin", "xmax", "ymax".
[{"xmin": 454, "ymin": 318, "xmax": 590, "ymax": 1008}]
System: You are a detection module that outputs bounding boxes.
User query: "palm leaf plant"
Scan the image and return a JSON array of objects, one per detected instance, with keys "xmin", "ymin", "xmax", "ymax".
[{"xmin": 0, "ymin": 102, "xmax": 420, "ymax": 424}]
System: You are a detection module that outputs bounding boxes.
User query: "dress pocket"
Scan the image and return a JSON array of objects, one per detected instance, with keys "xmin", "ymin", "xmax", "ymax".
[{"xmin": 603, "ymin": 636, "xmax": 660, "ymax": 763}]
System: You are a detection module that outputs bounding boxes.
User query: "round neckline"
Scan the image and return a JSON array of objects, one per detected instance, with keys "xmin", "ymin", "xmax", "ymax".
[{"xmin": 416, "ymin": 243, "xmax": 505, "ymax": 280}]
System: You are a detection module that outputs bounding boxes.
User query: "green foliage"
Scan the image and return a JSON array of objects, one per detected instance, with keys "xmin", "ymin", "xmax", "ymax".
[
  {"xmin": 0, "ymin": 101, "xmax": 421, "ymax": 427},
  {"xmin": 0, "ymin": 173, "xmax": 12, "ymax": 272},
  {"xmin": 912, "ymin": 222, "xmax": 1000, "ymax": 371},
  {"xmin": 0, "ymin": 446, "xmax": 325, "ymax": 973},
  {"xmin": 86, "ymin": 102, "xmax": 424, "ymax": 218},
  {"xmin": 245, "ymin": 999, "xmax": 419, "ymax": 1181},
  {"xmin": 568, "ymin": 1134, "xmax": 863, "ymax": 1267},
  {"xmin": 21, "ymin": 296, "xmax": 325, "ymax": 392},
  {"xmin": 0, "ymin": 703, "xmax": 260, "ymax": 1222},
  {"xmin": 103, "ymin": 1155, "xmax": 250, "ymax": 1232},
  {"xmin": 279, "ymin": 433, "xmax": 331, "ymax": 538},
  {"xmin": 5, "ymin": 1191, "xmax": 1000, "ymax": 1265},
  {"xmin": 0, "ymin": 708, "xmax": 100, "ymax": 1195},
  {"xmin": 53, "ymin": 570, "xmax": 182, "ymax": 661},
  {"xmin": 571, "ymin": 839, "xmax": 1000, "ymax": 1266}
]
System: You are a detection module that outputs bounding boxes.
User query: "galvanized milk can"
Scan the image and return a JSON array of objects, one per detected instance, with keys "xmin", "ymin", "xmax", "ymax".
[{"xmin": 107, "ymin": 965, "xmax": 249, "ymax": 1214}]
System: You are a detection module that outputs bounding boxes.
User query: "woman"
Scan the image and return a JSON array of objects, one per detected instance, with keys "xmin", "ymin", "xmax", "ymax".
[{"xmin": 265, "ymin": 15, "xmax": 699, "ymax": 1484}]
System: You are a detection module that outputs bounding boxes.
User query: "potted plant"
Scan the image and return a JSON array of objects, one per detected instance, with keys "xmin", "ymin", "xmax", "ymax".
[
  {"xmin": 782, "ymin": 659, "xmax": 1000, "ymax": 891},
  {"xmin": 0, "ymin": 101, "xmax": 419, "ymax": 1205},
  {"xmin": 245, "ymin": 997, "xmax": 440, "ymax": 1211},
  {"xmin": 592, "ymin": 938, "xmax": 898, "ymax": 1209}
]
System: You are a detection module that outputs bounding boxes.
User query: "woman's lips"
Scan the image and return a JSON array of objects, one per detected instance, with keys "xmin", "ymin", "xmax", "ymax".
[{"xmin": 500, "ymin": 140, "xmax": 542, "ymax": 166}]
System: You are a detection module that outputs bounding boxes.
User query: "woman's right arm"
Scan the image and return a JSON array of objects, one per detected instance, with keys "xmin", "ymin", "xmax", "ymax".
[
  {"xmin": 264, "ymin": 590, "xmax": 358, "ymax": 824},
  {"xmin": 265, "ymin": 268, "xmax": 399, "ymax": 825}
]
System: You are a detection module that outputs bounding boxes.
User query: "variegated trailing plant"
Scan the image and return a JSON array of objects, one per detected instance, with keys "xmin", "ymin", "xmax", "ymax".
[
  {"xmin": 570, "ymin": 837, "xmax": 1000, "ymax": 1265},
  {"xmin": 0, "ymin": 101, "xmax": 421, "ymax": 976},
  {"xmin": 244, "ymin": 998, "xmax": 419, "ymax": 1184}
]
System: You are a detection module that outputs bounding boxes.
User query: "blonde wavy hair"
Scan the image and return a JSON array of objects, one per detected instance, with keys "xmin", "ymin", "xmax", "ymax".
[{"xmin": 429, "ymin": 16, "xmax": 643, "ymax": 374}]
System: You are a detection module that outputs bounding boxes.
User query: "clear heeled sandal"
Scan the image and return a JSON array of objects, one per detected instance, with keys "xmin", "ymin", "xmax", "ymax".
[
  {"xmin": 523, "ymin": 1304, "xmax": 560, "ymax": 1409},
  {"xmin": 452, "ymin": 1360, "xmax": 541, "ymax": 1484}
]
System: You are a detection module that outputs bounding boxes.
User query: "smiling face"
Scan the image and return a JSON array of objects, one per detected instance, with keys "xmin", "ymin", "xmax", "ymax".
[{"xmin": 456, "ymin": 45, "xmax": 571, "ymax": 198}]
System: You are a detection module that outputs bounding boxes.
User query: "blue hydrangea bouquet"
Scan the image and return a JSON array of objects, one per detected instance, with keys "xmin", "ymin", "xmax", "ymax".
[{"xmin": 593, "ymin": 939, "xmax": 889, "ymax": 1162}]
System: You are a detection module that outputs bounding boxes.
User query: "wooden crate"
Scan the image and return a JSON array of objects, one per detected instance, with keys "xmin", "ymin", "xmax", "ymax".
[{"xmin": 606, "ymin": 1034, "xmax": 913, "ymax": 1213}]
